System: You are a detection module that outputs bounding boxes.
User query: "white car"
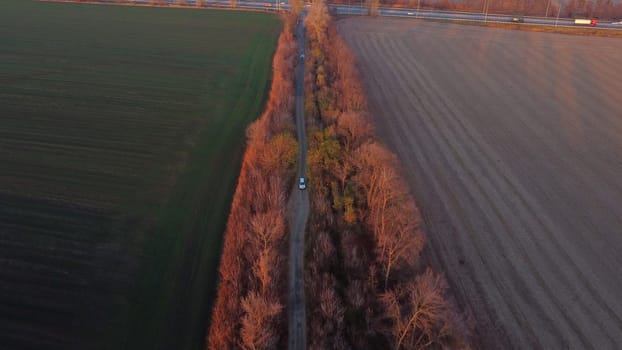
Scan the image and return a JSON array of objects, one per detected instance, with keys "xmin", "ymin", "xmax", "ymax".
[
  {"xmin": 612, "ymin": 21, "xmax": 622, "ymax": 25},
  {"xmin": 407, "ymin": 12, "xmax": 414, "ymax": 15},
  {"xmin": 298, "ymin": 177, "xmax": 306, "ymax": 190}
]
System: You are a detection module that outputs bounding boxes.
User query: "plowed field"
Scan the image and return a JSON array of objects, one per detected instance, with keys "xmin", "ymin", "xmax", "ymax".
[{"xmin": 338, "ymin": 18, "xmax": 622, "ymax": 349}]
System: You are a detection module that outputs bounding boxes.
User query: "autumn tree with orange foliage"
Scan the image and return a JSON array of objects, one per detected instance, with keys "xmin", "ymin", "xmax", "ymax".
[
  {"xmin": 304, "ymin": 2, "xmax": 471, "ymax": 349},
  {"xmin": 240, "ymin": 292, "xmax": 283, "ymax": 350},
  {"xmin": 206, "ymin": 15, "xmax": 298, "ymax": 350}
]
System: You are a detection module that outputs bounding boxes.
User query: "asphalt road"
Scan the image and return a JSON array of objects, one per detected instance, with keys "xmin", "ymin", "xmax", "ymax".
[
  {"xmin": 339, "ymin": 18, "xmax": 622, "ymax": 349},
  {"xmin": 287, "ymin": 16, "xmax": 308, "ymax": 350},
  {"xmin": 331, "ymin": 5, "xmax": 622, "ymax": 30}
]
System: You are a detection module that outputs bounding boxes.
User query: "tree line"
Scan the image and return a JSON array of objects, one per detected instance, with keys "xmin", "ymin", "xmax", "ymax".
[
  {"xmin": 206, "ymin": 14, "xmax": 299, "ymax": 350},
  {"xmin": 303, "ymin": 1, "xmax": 472, "ymax": 349}
]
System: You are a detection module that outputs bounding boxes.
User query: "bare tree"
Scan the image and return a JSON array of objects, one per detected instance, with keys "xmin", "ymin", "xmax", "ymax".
[
  {"xmin": 369, "ymin": 174, "xmax": 424, "ymax": 288},
  {"xmin": 240, "ymin": 292, "xmax": 283, "ymax": 350},
  {"xmin": 335, "ymin": 111, "xmax": 373, "ymax": 152},
  {"xmin": 350, "ymin": 141, "xmax": 425, "ymax": 291},
  {"xmin": 380, "ymin": 270, "xmax": 466, "ymax": 350},
  {"xmin": 252, "ymin": 247, "xmax": 282, "ymax": 296}
]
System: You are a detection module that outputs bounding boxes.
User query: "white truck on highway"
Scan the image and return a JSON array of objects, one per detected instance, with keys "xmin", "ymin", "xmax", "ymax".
[{"xmin": 574, "ymin": 19, "xmax": 597, "ymax": 26}]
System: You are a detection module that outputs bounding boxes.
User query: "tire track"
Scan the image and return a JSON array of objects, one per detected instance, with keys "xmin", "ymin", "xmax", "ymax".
[
  {"xmin": 408, "ymin": 21, "xmax": 622, "ymax": 300},
  {"xmin": 409, "ymin": 46, "xmax": 620, "ymax": 348},
  {"xmin": 375, "ymin": 34, "xmax": 592, "ymax": 349},
  {"xmin": 474, "ymin": 39, "xmax": 622, "ymax": 272},
  {"xmin": 451, "ymin": 32, "xmax": 622, "ymax": 281},
  {"xmin": 384, "ymin": 31, "xmax": 622, "ymax": 348}
]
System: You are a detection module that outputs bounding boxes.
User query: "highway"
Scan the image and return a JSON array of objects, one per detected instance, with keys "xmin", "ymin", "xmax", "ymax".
[{"xmin": 332, "ymin": 5, "xmax": 622, "ymax": 30}]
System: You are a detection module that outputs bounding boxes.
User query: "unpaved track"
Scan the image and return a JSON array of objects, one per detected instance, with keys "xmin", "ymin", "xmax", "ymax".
[
  {"xmin": 288, "ymin": 18, "xmax": 308, "ymax": 350},
  {"xmin": 338, "ymin": 18, "xmax": 622, "ymax": 349}
]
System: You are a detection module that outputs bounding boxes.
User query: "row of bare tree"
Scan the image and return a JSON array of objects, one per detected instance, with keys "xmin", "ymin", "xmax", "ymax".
[
  {"xmin": 206, "ymin": 15, "xmax": 299, "ymax": 350},
  {"xmin": 303, "ymin": 1, "xmax": 472, "ymax": 349}
]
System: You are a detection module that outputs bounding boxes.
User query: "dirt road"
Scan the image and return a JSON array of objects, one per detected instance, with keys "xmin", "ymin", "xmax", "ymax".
[
  {"xmin": 338, "ymin": 18, "xmax": 622, "ymax": 349},
  {"xmin": 288, "ymin": 18, "xmax": 308, "ymax": 350}
]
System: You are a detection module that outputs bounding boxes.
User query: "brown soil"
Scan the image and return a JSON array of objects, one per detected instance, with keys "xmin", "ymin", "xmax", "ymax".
[{"xmin": 338, "ymin": 17, "xmax": 622, "ymax": 349}]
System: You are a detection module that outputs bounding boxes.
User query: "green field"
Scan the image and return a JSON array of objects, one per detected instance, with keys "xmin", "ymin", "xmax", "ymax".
[{"xmin": 0, "ymin": 1, "xmax": 281, "ymax": 349}]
